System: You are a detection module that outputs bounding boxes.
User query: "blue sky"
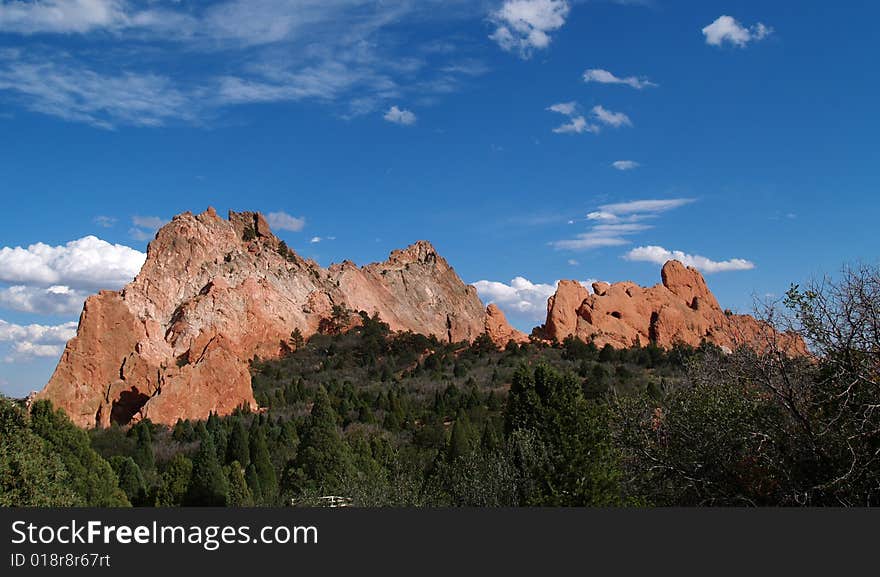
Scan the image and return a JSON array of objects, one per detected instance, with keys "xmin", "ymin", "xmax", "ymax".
[{"xmin": 1, "ymin": 0, "xmax": 878, "ymax": 396}]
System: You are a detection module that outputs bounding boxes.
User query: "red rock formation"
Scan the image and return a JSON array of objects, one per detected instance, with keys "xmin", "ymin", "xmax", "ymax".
[
  {"xmin": 540, "ymin": 261, "xmax": 806, "ymax": 355},
  {"xmin": 485, "ymin": 304, "xmax": 529, "ymax": 346},
  {"xmin": 38, "ymin": 209, "xmax": 519, "ymax": 427}
]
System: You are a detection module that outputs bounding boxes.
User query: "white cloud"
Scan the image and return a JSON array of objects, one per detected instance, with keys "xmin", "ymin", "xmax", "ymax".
[
  {"xmin": 567, "ymin": 259, "xmax": 579, "ymax": 266},
  {"xmin": 0, "ymin": 236, "xmax": 146, "ymax": 290},
  {"xmin": 583, "ymin": 68, "xmax": 656, "ymax": 89},
  {"xmin": 266, "ymin": 211, "xmax": 306, "ymax": 232},
  {"xmin": 490, "ymin": 0, "xmax": 570, "ymax": 58},
  {"xmin": 0, "ymin": 0, "xmax": 129, "ymax": 34},
  {"xmin": 589, "ymin": 198, "xmax": 695, "ymax": 220},
  {"xmin": 0, "ymin": 52, "xmax": 196, "ymax": 129},
  {"xmin": 0, "ymin": 319, "xmax": 77, "ymax": 361},
  {"xmin": 547, "ymin": 101, "xmax": 576, "ymax": 115},
  {"xmin": 474, "ymin": 276, "xmax": 597, "ymax": 322},
  {"xmin": 612, "ymin": 160, "xmax": 639, "ymax": 171},
  {"xmin": 591, "ymin": 105, "xmax": 631, "ymax": 128},
  {"xmin": 547, "ymin": 101, "xmax": 599, "ymax": 134},
  {"xmin": 553, "ymin": 115, "xmax": 596, "ymax": 134},
  {"xmin": 625, "ymin": 245, "xmax": 755, "ymax": 273},
  {"xmin": 473, "ymin": 277, "xmax": 560, "ymax": 321},
  {"xmin": 0, "ymin": 285, "xmax": 88, "ymax": 316},
  {"xmin": 0, "ymin": 3, "xmax": 491, "ymax": 128},
  {"xmin": 554, "ymin": 198, "xmax": 694, "ymax": 251},
  {"xmin": 383, "ymin": 105, "xmax": 416, "ymax": 125},
  {"xmin": 702, "ymin": 15, "xmax": 772, "ymax": 48}
]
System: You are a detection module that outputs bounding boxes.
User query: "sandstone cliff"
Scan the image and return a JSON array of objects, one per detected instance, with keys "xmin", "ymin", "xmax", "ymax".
[
  {"xmin": 539, "ymin": 261, "xmax": 806, "ymax": 355},
  {"xmin": 38, "ymin": 208, "xmax": 513, "ymax": 427}
]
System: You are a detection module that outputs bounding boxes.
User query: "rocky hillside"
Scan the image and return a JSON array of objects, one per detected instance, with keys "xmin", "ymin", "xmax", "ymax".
[
  {"xmin": 38, "ymin": 208, "xmax": 517, "ymax": 427},
  {"xmin": 538, "ymin": 260, "xmax": 806, "ymax": 354}
]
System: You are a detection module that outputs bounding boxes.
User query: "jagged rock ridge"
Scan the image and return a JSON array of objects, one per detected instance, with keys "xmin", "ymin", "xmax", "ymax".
[
  {"xmin": 539, "ymin": 260, "xmax": 806, "ymax": 354},
  {"xmin": 38, "ymin": 208, "xmax": 515, "ymax": 427}
]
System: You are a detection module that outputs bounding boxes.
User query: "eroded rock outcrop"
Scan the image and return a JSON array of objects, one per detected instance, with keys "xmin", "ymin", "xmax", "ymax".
[
  {"xmin": 39, "ymin": 209, "xmax": 517, "ymax": 427},
  {"xmin": 539, "ymin": 261, "xmax": 806, "ymax": 355}
]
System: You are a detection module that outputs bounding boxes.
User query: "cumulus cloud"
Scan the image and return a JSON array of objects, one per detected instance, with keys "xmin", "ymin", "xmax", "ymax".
[
  {"xmin": 625, "ymin": 245, "xmax": 755, "ymax": 273},
  {"xmin": 553, "ymin": 198, "xmax": 695, "ymax": 251},
  {"xmin": 702, "ymin": 15, "xmax": 772, "ymax": 48},
  {"xmin": 473, "ymin": 277, "xmax": 557, "ymax": 321},
  {"xmin": 0, "ymin": 319, "xmax": 77, "ymax": 361},
  {"xmin": 266, "ymin": 211, "xmax": 306, "ymax": 232},
  {"xmin": 490, "ymin": 0, "xmax": 570, "ymax": 58},
  {"xmin": 591, "ymin": 105, "xmax": 631, "ymax": 128},
  {"xmin": 383, "ymin": 105, "xmax": 416, "ymax": 126},
  {"xmin": 583, "ymin": 68, "xmax": 656, "ymax": 89},
  {"xmin": 612, "ymin": 160, "xmax": 639, "ymax": 171},
  {"xmin": 0, "ymin": 285, "xmax": 88, "ymax": 316},
  {"xmin": 474, "ymin": 276, "xmax": 596, "ymax": 323},
  {"xmin": 0, "ymin": 236, "xmax": 146, "ymax": 290}
]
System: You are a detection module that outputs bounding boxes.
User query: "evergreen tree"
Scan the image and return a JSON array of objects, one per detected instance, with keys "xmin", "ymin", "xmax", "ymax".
[
  {"xmin": 29, "ymin": 401, "xmax": 129, "ymax": 507},
  {"xmin": 186, "ymin": 429, "xmax": 228, "ymax": 506},
  {"xmin": 226, "ymin": 461, "xmax": 254, "ymax": 507},
  {"xmin": 109, "ymin": 456, "xmax": 146, "ymax": 506},
  {"xmin": 245, "ymin": 463, "xmax": 262, "ymax": 505},
  {"xmin": 226, "ymin": 419, "xmax": 250, "ymax": 467},
  {"xmin": 132, "ymin": 421, "xmax": 155, "ymax": 473},
  {"xmin": 0, "ymin": 398, "xmax": 79, "ymax": 506},
  {"xmin": 155, "ymin": 454, "xmax": 192, "ymax": 507},
  {"xmin": 285, "ymin": 386, "xmax": 353, "ymax": 497},
  {"xmin": 249, "ymin": 426, "xmax": 277, "ymax": 504},
  {"xmin": 447, "ymin": 409, "xmax": 475, "ymax": 462}
]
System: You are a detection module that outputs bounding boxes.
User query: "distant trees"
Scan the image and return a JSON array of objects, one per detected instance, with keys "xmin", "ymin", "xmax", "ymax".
[
  {"xmin": 0, "ymin": 398, "xmax": 79, "ymax": 506},
  {"xmin": 29, "ymin": 401, "xmax": 129, "ymax": 507}
]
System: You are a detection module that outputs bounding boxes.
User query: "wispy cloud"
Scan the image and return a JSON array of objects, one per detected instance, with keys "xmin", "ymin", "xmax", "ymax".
[
  {"xmin": 553, "ymin": 198, "xmax": 694, "ymax": 251},
  {"xmin": 612, "ymin": 160, "xmax": 640, "ymax": 171},
  {"xmin": 490, "ymin": 0, "xmax": 570, "ymax": 59},
  {"xmin": 583, "ymin": 68, "xmax": 656, "ymax": 89},
  {"xmin": 129, "ymin": 215, "xmax": 168, "ymax": 241},
  {"xmin": 267, "ymin": 211, "xmax": 306, "ymax": 232},
  {"xmin": 591, "ymin": 105, "xmax": 631, "ymax": 128},
  {"xmin": 624, "ymin": 245, "xmax": 755, "ymax": 273},
  {"xmin": 0, "ymin": 2, "xmax": 491, "ymax": 128},
  {"xmin": 384, "ymin": 105, "xmax": 417, "ymax": 125},
  {"xmin": 93, "ymin": 215, "xmax": 117, "ymax": 228},
  {"xmin": 702, "ymin": 15, "xmax": 772, "ymax": 48}
]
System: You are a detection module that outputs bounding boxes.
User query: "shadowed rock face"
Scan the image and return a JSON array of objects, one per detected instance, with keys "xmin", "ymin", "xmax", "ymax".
[
  {"xmin": 38, "ymin": 208, "xmax": 514, "ymax": 427},
  {"xmin": 539, "ymin": 261, "xmax": 807, "ymax": 355}
]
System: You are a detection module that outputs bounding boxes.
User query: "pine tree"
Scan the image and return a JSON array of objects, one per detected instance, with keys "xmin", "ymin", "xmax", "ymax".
[
  {"xmin": 286, "ymin": 386, "xmax": 353, "ymax": 497},
  {"xmin": 155, "ymin": 454, "xmax": 192, "ymax": 507},
  {"xmin": 249, "ymin": 426, "xmax": 277, "ymax": 504},
  {"xmin": 226, "ymin": 461, "xmax": 254, "ymax": 507},
  {"xmin": 186, "ymin": 429, "xmax": 228, "ymax": 506},
  {"xmin": 245, "ymin": 463, "xmax": 262, "ymax": 504},
  {"xmin": 226, "ymin": 419, "xmax": 250, "ymax": 467},
  {"xmin": 447, "ymin": 409, "xmax": 475, "ymax": 462},
  {"xmin": 109, "ymin": 456, "xmax": 146, "ymax": 506},
  {"xmin": 132, "ymin": 421, "xmax": 155, "ymax": 473}
]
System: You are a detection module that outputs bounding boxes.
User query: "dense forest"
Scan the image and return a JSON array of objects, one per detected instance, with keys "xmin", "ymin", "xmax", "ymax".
[{"xmin": 2, "ymin": 266, "xmax": 879, "ymax": 507}]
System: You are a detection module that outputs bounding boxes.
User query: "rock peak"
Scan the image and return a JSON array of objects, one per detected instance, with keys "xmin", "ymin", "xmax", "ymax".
[
  {"xmin": 38, "ymin": 210, "xmax": 520, "ymax": 428},
  {"xmin": 541, "ymin": 261, "xmax": 805, "ymax": 355}
]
